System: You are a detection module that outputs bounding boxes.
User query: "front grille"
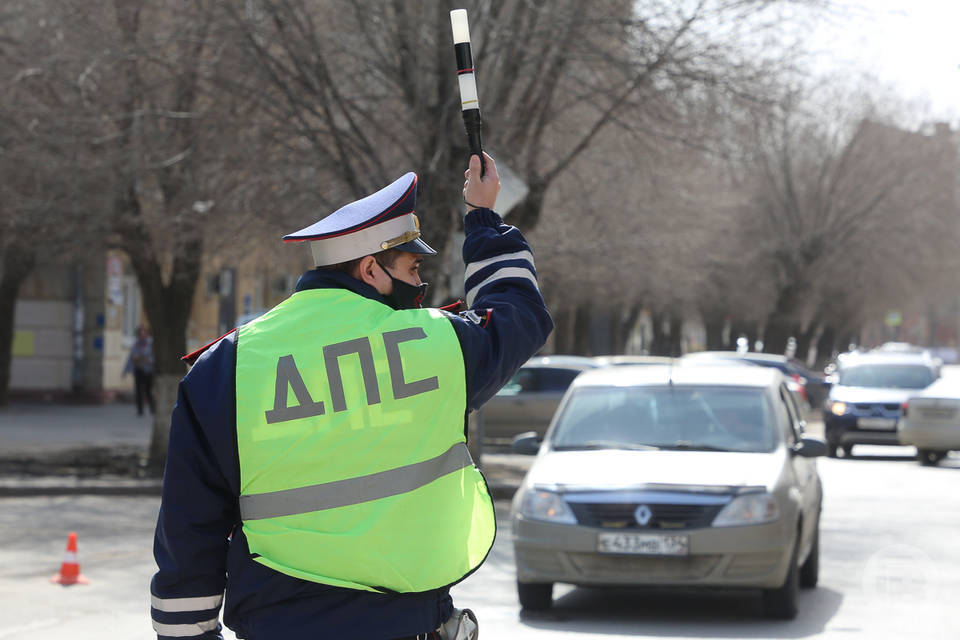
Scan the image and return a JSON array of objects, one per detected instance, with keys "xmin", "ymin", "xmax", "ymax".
[
  {"xmin": 568, "ymin": 502, "xmax": 724, "ymax": 530},
  {"xmin": 853, "ymin": 403, "xmax": 901, "ymax": 413},
  {"xmin": 567, "ymin": 552, "xmax": 720, "ymax": 580}
]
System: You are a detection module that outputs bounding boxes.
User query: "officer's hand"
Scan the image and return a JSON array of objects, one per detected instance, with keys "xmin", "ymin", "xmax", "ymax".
[{"xmin": 462, "ymin": 152, "xmax": 500, "ymax": 212}]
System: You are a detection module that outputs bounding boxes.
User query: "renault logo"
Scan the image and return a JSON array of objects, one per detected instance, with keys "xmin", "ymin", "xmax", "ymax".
[{"xmin": 634, "ymin": 504, "xmax": 653, "ymax": 526}]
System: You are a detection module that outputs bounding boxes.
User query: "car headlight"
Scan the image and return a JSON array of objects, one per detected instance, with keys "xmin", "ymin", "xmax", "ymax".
[
  {"xmin": 520, "ymin": 489, "xmax": 577, "ymax": 524},
  {"xmin": 712, "ymin": 492, "xmax": 780, "ymax": 527},
  {"xmin": 830, "ymin": 401, "xmax": 848, "ymax": 416}
]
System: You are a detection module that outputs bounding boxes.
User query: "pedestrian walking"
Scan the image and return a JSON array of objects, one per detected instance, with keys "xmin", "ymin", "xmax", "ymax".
[
  {"xmin": 150, "ymin": 152, "xmax": 552, "ymax": 640},
  {"xmin": 123, "ymin": 325, "xmax": 154, "ymax": 416}
]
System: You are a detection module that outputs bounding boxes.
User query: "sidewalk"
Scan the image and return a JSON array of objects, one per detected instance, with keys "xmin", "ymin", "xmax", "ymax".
[{"xmin": 0, "ymin": 402, "xmax": 532, "ymax": 499}]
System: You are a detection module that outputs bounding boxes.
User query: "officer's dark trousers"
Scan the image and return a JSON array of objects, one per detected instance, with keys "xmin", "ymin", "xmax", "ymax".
[{"xmin": 134, "ymin": 369, "xmax": 155, "ymax": 415}]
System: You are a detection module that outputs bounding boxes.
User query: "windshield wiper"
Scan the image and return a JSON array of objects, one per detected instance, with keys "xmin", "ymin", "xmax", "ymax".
[
  {"xmin": 661, "ymin": 442, "xmax": 732, "ymax": 452},
  {"xmin": 557, "ymin": 440, "xmax": 661, "ymax": 451}
]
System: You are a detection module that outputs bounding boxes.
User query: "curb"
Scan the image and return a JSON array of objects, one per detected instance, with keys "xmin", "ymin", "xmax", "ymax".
[{"xmin": 0, "ymin": 478, "xmax": 162, "ymax": 498}]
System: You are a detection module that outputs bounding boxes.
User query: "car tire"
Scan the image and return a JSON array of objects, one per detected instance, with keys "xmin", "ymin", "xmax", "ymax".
[
  {"xmin": 842, "ymin": 445, "xmax": 854, "ymax": 458},
  {"xmin": 517, "ymin": 580, "xmax": 553, "ymax": 611},
  {"xmin": 799, "ymin": 523, "xmax": 819, "ymax": 589},
  {"xmin": 762, "ymin": 536, "xmax": 800, "ymax": 620},
  {"xmin": 918, "ymin": 449, "xmax": 946, "ymax": 466}
]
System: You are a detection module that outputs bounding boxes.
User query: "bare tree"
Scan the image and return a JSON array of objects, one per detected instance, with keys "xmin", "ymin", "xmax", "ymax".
[
  {"xmin": 736, "ymin": 82, "xmax": 959, "ymax": 355},
  {"xmin": 224, "ymin": 0, "xmax": 826, "ymax": 303},
  {"xmin": 0, "ymin": 2, "xmax": 102, "ymax": 405},
  {"xmin": 16, "ymin": 0, "xmax": 272, "ymax": 469}
]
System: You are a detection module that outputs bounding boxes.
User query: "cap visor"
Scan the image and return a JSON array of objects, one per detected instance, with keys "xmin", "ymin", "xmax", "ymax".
[{"xmin": 394, "ymin": 237, "xmax": 436, "ymax": 255}]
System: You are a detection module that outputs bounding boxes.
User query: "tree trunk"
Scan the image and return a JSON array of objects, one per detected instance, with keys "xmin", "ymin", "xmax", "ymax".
[
  {"xmin": 815, "ymin": 324, "xmax": 836, "ymax": 369},
  {"xmin": 0, "ymin": 245, "xmax": 36, "ymax": 407},
  {"xmin": 650, "ymin": 314, "xmax": 683, "ymax": 356},
  {"xmin": 573, "ymin": 303, "xmax": 591, "ymax": 356},
  {"xmin": 763, "ymin": 282, "xmax": 806, "ymax": 355},
  {"xmin": 795, "ymin": 322, "xmax": 819, "ymax": 366},
  {"xmin": 704, "ymin": 314, "xmax": 726, "ymax": 351},
  {"xmin": 116, "ymin": 184, "xmax": 202, "ymax": 473},
  {"xmin": 552, "ymin": 307, "xmax": 575, "ymax": 354},
  {"xmin": 505, "ymin": 181, "xmax": 546, "ymax": 233},
  {"xmin": 612, "ymin": 305, "xmax": 642, "ymax": 354},
  {"xmin": 667, "ymin": 315, "xmax": 684, "ymax": 357}
]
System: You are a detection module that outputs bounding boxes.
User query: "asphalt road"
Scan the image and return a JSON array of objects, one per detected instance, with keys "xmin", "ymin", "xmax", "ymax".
[{"xmin": 1, "ymin": 450, "xmax": 957, "ymax": 639}]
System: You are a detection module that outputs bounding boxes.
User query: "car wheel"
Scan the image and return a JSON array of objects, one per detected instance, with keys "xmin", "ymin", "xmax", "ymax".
[
  {"xmin": 918, "ymin": 449, "xmax": 946, "ymax": 466},
  {"xmin": 799, "ymin": 522, "xmax": 819, "ymax": 589},
  {"xmin": 517, "ymin": 580, "xmax": 553, "ymax": 610},
  {"xmin": 842, "ymin": 445, "xmax": 854, "ymax": 458},
  {"xmin": 762, "ymin": 536, "xmax": 800, "ymax": 620},
  {"xmin": 826, "ymin": 440, "xmax": 839, "ymax": 458}
]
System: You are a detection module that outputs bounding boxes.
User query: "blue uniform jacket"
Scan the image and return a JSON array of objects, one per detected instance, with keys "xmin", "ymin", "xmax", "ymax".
[{"xmin": 151, "ymin": 208, "xmax": 553, "ymax": 640}]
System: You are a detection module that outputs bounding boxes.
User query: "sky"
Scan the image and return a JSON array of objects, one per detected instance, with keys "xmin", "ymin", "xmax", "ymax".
[{"xmin": 807, "ymin": 1, "xmax": 960, "ymax": 122}]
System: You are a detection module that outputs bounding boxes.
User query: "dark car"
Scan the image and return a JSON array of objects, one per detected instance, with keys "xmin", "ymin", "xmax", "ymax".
[
  {"xmin": 823, "ymin": 352, "xmax": 939, "ymax": 458},
  {"xmin": 681, "ymin": 352, "xmax": 828, "ymax": 412},
  {"xmin": 479, "ymin": 355, "xmax": 600, "ymax": 440}
]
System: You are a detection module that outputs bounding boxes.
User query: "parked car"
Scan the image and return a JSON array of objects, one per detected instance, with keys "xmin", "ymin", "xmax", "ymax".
[
  {"xmin": 510, "ymin": 364, "xmax": 826, "ymax": 619},
  {"xmin": 823, "ymin": 352, "xmax": 939, "ymax": 458},
  {"xmin": 898, "ymin": 376, "xmax": 960, "ymax": 465},
  {"xmin": 480, "ymin": 355, "xmax": 600, "ymax": 440},
  {"xmin": 680, "ymin": 352, "xmax": 822, "ymax": 416},
  {"xmin": 592, "ymin": 355, "xmax": 675, "ymax": 367}
]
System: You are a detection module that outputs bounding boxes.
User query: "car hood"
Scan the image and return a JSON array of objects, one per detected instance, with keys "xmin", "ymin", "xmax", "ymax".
[
  {"xmin": 525, "ymin": 449, "xmax": 786, "ymax": 493},
  {"xmin": 830, "ymin": 386, "xmax": 916, "ymax": 404}
]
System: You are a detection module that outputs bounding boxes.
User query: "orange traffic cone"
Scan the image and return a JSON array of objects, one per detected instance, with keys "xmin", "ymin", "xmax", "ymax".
[{"xmin": 50, "ymin": 532, "xmax": 89, "ymax": 585}]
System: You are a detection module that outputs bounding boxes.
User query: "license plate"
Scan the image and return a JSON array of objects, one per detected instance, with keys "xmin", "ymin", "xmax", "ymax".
[
  {"xmin": 858, "ymin": 417, "xmax": 897, "ymax": 430},
  {"xmin": 919, "ymin": 408, "xmax": 956, "ymax": 420},
  {"xmin": 597, "ymin": 532, "xmax": 689, "ymax": 556}
]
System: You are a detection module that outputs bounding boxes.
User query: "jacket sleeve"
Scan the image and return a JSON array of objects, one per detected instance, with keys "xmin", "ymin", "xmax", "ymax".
[
  {"xmin": 151, "ymin": 343, "xmax": 239, "ymax": 640},
  {"xmin": 446, "ymin": 207, "xmax": 553, "ymax": 411}
]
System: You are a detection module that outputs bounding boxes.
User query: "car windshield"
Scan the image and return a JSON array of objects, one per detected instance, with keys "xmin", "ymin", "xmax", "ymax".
[
  {"xmin": 838, "ymin": 364, "xmax": 934, "ymax": 389},
  {"xmin": 550, "ymin": 386, "xmax": 778, "ymax": 453}
]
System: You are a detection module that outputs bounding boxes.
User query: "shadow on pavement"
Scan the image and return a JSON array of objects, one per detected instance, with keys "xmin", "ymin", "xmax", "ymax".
[
  {"xmin": 840, "ymin": 452, "xmax": 960, "ymax": 468},
  {"xmin": 519, "ymin": 585, "xmax": 844, "ymax": 638}
]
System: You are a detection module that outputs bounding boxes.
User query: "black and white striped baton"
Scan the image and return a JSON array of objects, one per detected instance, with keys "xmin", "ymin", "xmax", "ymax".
[{"xmin": 450, "ymin": 9, "xmax": 486, "ymax": 176}]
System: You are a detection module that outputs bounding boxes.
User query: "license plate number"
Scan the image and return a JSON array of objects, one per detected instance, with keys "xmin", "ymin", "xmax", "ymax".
[
  {"xmin": 597, "ymin": 533, "xmax": 689, "ymax": 556},
  {"xmin": 858, "ymin": 417, "xmax": 897, "ymax": 430}
]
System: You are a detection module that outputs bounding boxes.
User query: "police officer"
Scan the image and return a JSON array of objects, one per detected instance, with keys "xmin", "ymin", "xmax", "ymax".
[{"xmin": 150, "ymin": 152, "xmax": 553, "ymax": 640}]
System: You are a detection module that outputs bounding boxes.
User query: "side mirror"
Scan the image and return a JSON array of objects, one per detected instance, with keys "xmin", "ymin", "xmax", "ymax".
[
  {"xmin": 793, "ymin": 437, "xmax": 828, "ymax": 458},
  {"xmin": 511, "ymin": 431, "xmax": 541, "ymax": 455}
]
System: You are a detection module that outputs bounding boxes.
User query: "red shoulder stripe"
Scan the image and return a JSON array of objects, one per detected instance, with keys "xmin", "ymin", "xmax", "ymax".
[
  {"xmin": 439, "ymin": 299, "xmax": 465, "ymax": 313},
  {"xmin": 181, "ymin": 328, "xmax": 238, "ymax": 365}
]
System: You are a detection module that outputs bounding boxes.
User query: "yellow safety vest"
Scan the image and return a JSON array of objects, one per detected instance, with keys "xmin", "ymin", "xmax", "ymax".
[{"xmin": 235, "ymin": 288, "xmax": 495, "ymax": 593}]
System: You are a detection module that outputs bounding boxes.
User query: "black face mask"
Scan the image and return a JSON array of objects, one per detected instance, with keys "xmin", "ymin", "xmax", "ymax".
[{"xmin": 376, "ymin": 260, "xmax": 428, "ymax": 310}]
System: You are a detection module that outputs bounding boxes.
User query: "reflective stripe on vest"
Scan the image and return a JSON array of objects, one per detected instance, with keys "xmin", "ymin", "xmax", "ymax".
[
  {"xmin": 239, "ymin": 442, "xmax": 473, "ymax": 520},
  {"xmin": 235, "ymin": 288, "xmax": 495, "ymax": 593}
]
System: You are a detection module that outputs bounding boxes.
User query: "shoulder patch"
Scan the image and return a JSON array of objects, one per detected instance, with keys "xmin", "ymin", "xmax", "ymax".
[
  {"xmin": 182, "ymin": 328, "xmax": 238, "ymax": 366},
  {"xmin": 459, "ymin": 308, "xmax": 493, "ymax": 328}
]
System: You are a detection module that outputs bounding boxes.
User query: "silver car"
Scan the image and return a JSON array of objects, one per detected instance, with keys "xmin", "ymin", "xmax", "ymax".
[
  {"xmin": 510, "ymin": 365, "xmax": 826, "ymax": 619},
  {"xmin": 898, "ymin": 376, "xmax": 960, "ymax": 465}
]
